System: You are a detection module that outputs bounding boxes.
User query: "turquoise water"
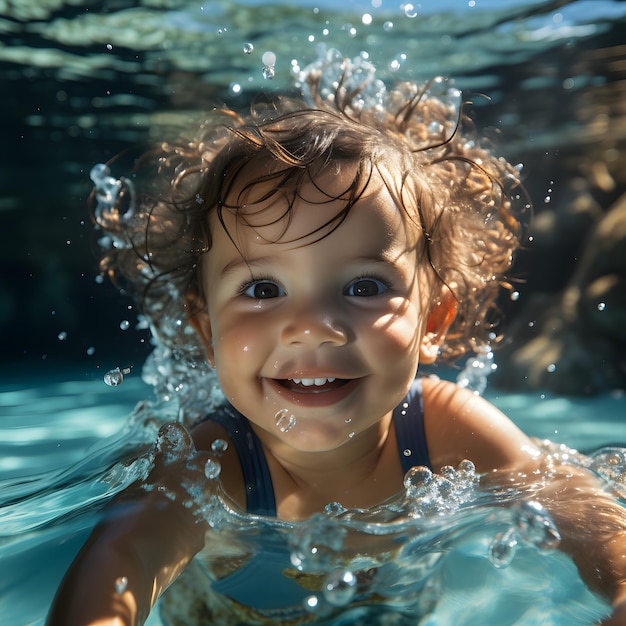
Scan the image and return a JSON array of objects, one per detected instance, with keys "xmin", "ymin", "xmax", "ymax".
[
  {"xmin": 1, "ymin": 373, "xmax": 624, "ymax": 625},
  {"xmin": 2, "ymin": 0, "xmax": 626, "ymax": 624}
]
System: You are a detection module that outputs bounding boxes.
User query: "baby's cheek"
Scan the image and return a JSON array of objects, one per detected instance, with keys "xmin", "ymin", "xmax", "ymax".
[{"xmin": 214, "ymin": 320, "xmax": 266, "ymax": 368}]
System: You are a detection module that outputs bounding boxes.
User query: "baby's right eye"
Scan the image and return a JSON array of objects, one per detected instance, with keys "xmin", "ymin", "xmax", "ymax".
[{"xmin": 243, "ymin": 280, "xmax": 285, "ymax": 299}]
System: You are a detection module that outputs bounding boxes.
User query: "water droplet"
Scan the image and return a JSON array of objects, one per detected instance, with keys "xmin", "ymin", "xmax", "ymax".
[
  {"xmin": 457, "ymin": 459, "xmax": 476, "ymax": 474},
  {"xmin": 204, "ymin": 458, "xmax": 221, "ymax": 479},
  {"xmin": 489, "ymin": 528, "xmax": 518, "ymax": 568},
  {"xmin": 119, "ymin": 319, "xmax": 130, "ymax": 331},
  {"xmin": 404, "ymin": 465, "xmax": 432, "ymax": 489},
  {"xmin": 114, "ymin": 576, "xmax": 128, "ymax": 594},
  {"xmin": 104, "ymin": 367, "xmax": 130, "ymax": 387},
  {"xmin": 211, "ymin": 439, "xmax": 228, "ymax": 455},
  {"xmin": 597, "ymin": 302, "xmax": 606, "ymax": 311},
  {"xmin": 243, "ymin": 42, "xmax": 254, "ymax": 54},
  {"xmin": 324, "ymin": 501, "xmax": 346, "ymax": 516},
  {"xmin": 104, "ymin": 367, "xmax": 124, "ymax": 386},
  {"xmin": 262, "ymin": 51, "xmax": 276, "ymax": 66},
  {"xmin": 404, "ymin": 3, "xmax": 418, "ymax": 18},
  {"xmin": 155, "ymin": 422, "xmax": 193, "ymax": 458},
  {"xmin": 322, "ymin": 569, "xmax": 357, "ymax": 606},
  {"xmin": 304, "ymin": 595, "xmax": 320, "ymax": 612},
  {"xmin": 517, "ymin": 500, "xmax": 561, "ymax": 550},
  {"xmin": 275, "ymin": 409, "xmax": 297, "ymax": 432},
  {"xmin": 57, "ymin": 331, "xmax": 68, "ymax": 341}
]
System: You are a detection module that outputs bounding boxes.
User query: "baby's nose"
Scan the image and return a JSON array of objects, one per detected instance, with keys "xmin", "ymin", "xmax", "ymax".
[{"xmin": 280, "ymin": 314, "xmax": 348, "ymax": 348}]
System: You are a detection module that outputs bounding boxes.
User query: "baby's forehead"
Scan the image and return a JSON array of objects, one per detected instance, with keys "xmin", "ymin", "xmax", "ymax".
[{"xmin": 214, "ymin": 165, "xmax": 422, "ymax": 252}]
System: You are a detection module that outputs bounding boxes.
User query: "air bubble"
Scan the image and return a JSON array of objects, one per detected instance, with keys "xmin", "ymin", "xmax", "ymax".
[
  {"xmin": 229, "ymin": 82, "xmax": 242, "ymax": 95},
  {"xmin": 324, "ymin": 501, "xmax": 347, "ymax": 516},
  {"xmin": 404, "ymin": 466, "xmax": 432, "ymax": 489},
  {"xmin": 597, "ymin": 302, "xmax": 606, "ymax": 311},
  {"xmin": 404, "ymin": 3, "xmax": 418, "ymax": 18},
  {"xmin": 103, "ymin": 366, "xmax": 131, "ymax": 386},
  {"xmin": 211, "ymin": 439, "xmax": 228, "ymax": 455},
  {"xmin": 546, "ymin": 363, "xmax": 557, "ymax": 373},
  {"xmin": 204, "ymin": 458, "xmax": 222, "ymax": 479},
  {"xmin": 262, "ymin": 65, "xmax": 275, "ymax": 80},
  {"xmin": 119, "ymin": 320, "xmax": 130, "ymax": 331},
  {"xmin": 510, "ymin": 291, "xmax": 520, "ymax": 301},
  {"xmin": 383, "ymin": 20, "xmax": 394, "ymax": 31},
  {"xmin": 304, "ymin": 595, "xmax": 320, "ymax": 612},
  {"xmin": 262, "ymin": 51, "xmax": 276, "ymax": 66},
  {"xmin": 275, "ymin": 409, "xmax": 297, "ymax": 432},
  {"xmin": 243, "ymin": 42, "xmax": 254, "ymax": 54},
  {"xmin": 114, "ymin": 576, "xmax": 128, "ymax": 594},
  {"xmin": 86, "ymin": 346, "xmax": 96, "ymax": 356},
  {"xmin": 489, "ymin": 528, "xmax": 518, "ymax": 568},
  {"xmin": 57, "ymin": 331, "xmax": 68, "ymax": 341},
  {"xmin": 322, "ymin": 569, "xmax": 357, "ymax": 606},
  {"xmin": 155, "ymin": 422, "xmax": 193, "ymax": 457}
]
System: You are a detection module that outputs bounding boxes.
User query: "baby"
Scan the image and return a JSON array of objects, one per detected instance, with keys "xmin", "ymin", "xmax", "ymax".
[{"xmin": 47, "ymin": 59, "xmax": 626, "ymax": 625}]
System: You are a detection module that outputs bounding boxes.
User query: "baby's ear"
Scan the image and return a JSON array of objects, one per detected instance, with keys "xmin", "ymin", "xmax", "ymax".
[
  {"xmin": 419, "ymin": 289, "xmax": 457, "ymax": 364},
  {"xmin": 185, "ymin": 292, "xmax": 215, "ymax": 367}
]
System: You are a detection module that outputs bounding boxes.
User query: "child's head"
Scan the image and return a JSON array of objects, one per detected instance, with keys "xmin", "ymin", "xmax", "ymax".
[{"xmin": 95, "ymin": 66, "xmax": 525, "ymax": 373}]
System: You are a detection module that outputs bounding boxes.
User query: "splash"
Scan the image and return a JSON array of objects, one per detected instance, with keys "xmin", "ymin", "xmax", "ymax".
[{"xmin": 456, "ymin": 347, "xmax": 497, "ymax": 395}]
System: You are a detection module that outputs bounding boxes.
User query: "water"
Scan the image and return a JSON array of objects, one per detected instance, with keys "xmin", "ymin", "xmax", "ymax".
[
  {"xmin": 2, "ymin": 0, "xmax": 626, "ymax": 624},
  {"xmin": 1, "ymin": 371, "xmax": 624, "ymax": 625}
]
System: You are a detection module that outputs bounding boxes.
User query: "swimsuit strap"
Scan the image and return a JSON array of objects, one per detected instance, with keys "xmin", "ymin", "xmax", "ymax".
[
  {"xmin": 199, "ymin": 405, "xmax": 277, "ymax": 516},
  {"xmin": 393, "ymin": 378, "xmax": 432, "ymax": 474}
]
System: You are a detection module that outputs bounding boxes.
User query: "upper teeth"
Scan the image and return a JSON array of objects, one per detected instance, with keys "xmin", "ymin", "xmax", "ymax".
[{"xmin": 291, "ymin": 377, "xmax": 336, "ymax": 386}]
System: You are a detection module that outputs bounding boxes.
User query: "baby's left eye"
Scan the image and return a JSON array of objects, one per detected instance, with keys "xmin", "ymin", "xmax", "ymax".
[{"xmin": 345, "ymin": 278, "xmax": 388, "ymax": 297}]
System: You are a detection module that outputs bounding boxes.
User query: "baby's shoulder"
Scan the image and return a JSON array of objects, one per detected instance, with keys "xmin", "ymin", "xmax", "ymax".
[
  {"xmin": 191, "ymin": 413, "xmax": 246, "ymax": 508},
  {"xmin": 420, "ymin": 376, "xmax": 537, "ymax": 472}
]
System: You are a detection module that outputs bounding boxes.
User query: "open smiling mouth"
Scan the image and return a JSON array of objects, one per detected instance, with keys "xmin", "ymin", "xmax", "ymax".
[{"xmin": 276, "ymin": 377, "xmax": 351, "ymax": 393}]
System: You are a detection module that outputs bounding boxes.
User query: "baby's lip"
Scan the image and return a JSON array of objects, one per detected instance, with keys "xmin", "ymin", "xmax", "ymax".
[
  {"xmin": 276, "ymin": 377, "xmax": 351, "ymax": 393},
  {"xmin": 264, "ymin": 377, "xmax": 364, "ymax": 407}
]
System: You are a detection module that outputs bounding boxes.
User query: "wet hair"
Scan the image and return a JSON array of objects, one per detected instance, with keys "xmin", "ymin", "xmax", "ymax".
[{"xmin": 95, "ymin": 71, "xmax": 526, "ymax": 362}]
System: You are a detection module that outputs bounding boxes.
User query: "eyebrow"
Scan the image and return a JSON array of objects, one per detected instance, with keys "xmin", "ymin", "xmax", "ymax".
[
  {"xmin": 220, "ymin": 251, "xmax": 404, "ymax": 279},
  {"xmin": 219, "ymin": 256, "xmax": 276, "ymax": 278}
]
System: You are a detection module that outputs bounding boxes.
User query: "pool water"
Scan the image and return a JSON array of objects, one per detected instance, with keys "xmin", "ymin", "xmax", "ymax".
[
  {"xmin": 3, "ymin": 0, "xmax": 626, "ymax": 624},
  {"xmin": 1, "ymin": 372, "xmax": 624, "ymax": 625}
]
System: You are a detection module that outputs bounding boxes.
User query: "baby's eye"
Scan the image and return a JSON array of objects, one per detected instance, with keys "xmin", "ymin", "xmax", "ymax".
[
  {"xmin": 243, "ymin": 280, "xmax": 285, "ymax": 299},
  {"xmin": 345, "ymin": 277, "xmax": 388, "ymax": 297}
]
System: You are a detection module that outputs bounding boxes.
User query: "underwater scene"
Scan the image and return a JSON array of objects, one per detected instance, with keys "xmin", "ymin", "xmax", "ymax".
[{"xmin": 2, "ymin": 0, "xmax": 626, "ymax": 625}]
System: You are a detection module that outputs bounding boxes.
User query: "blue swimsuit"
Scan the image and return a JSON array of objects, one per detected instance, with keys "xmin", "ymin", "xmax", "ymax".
[{"xmin": 193, "ymin": 379, "xmax": 432, "ymax": 616}]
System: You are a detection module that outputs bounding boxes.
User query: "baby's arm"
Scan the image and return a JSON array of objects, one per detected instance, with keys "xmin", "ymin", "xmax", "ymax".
[
  {"xmin": 46, "ymin": 432, "xmax": 210, "ymax": 626},
  {"xmin": 422, "ymin": 377, "xmax": 626, "ymax": 623}
]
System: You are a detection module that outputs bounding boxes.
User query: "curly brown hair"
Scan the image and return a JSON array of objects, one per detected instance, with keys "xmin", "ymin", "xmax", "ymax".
[{"xmin": 94, "ymin": 71, "xmax": 527, "ymax": 363}]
